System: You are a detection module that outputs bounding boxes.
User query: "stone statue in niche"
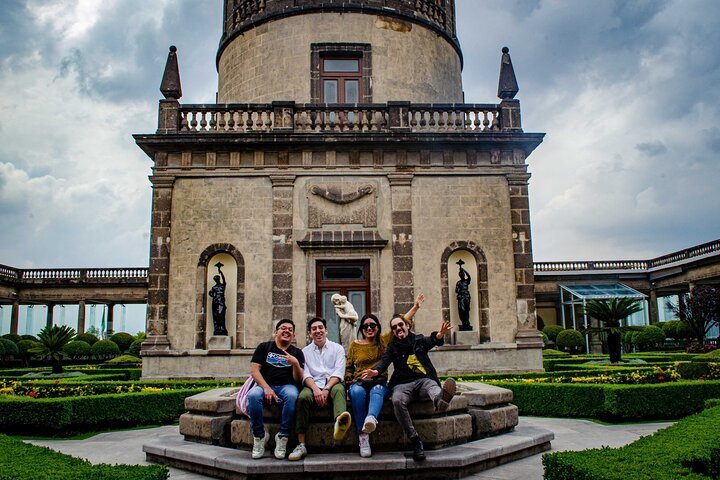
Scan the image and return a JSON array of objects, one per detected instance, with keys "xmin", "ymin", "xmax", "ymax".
[
  {"xmin": 455, "ymin": 259, "xmax": 473, "ymax": 331},
  {"xmin": 332, "ymin": 293, "xmax": 359, "ymax": 347},
  {"xmin": 208, "ymin": 262, "xmax": 229, "ymax": 336}
]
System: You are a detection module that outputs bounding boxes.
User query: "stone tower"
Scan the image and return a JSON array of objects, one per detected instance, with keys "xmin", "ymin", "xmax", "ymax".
[{"xmin": 135, "ymin": 0, "xmax": 545, "ymax": 379}]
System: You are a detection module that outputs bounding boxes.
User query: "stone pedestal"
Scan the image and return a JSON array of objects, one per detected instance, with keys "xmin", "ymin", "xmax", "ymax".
[
  {"xmin": 208, "ymin": 336, "xmax": 232, "ymax": 351},
  {"xmin": 454, "ymin": 330, "xmax": 479, "ymax": 345}
]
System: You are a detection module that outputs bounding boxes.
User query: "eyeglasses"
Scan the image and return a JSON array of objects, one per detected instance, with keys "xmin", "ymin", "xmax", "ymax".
[
  {"xmin": 361, "ymin": 323, "xmax": 378, "ymax": 330},
  {"xmin": 391, "ymin": 322, "xmax": 406, "ymax": 331}
]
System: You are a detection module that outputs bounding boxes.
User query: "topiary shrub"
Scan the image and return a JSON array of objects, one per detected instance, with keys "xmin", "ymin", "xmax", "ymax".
[
  {"xmin": 19, "ymin": 334, "xmax": 38, "ymax": 342},
  {"xmin": 540, "ymin": 331, "xmax": 549, "ymax": 346},
  {"xmin": 128, "ymin": 339, "xmax": 142, "ymax": 356},
  {"xmin": 2, "ymin": 334, "xmax": 22, "ymax": 344},
  {"xmin": 692, "ymin": 349, "xmax": 720, "ymax": 363},
  {"xmin": 542, "ymin": 349, "xmax": 570, "ymax": 358},
  {"xmin": 104, "ymin": 355, "xmax": 141, "ymax": 364},
  {"xmin": 0, "ymin": 341, "xmax": 5, "ymax": 357},
  {"xmin": 543, "ymin": 325, "xmax": 564, "ymax": 343},
  {"xmin": 75, "ymin": 333, "xmax": 99, "ymax": 346},
  {"xmin": 17, "ymin": 340, "xmax": 39, "ymax": 357},
  {"xmin": 109, "ymin": 332, "xmax": 135, "ymax": 353},
  {"xmin": 635, "ymin": 325, "xmax": 665, "ymax": 351},
  {"xmin": 556, "ymin": 329, "xmax": 585, "ymax": 354},
  {"xmin": 0, "ymin": 338, "xmax": 19, "ymax": 357},
  {"xmin": 90, "ymin": 340, "xmax": 120, "ymax": 359},
  {"xmin": 62, "ymin": 340, "xmax": 92, "ymax": 358},
  {"xmin": 661, "ymin": 320, "xmax": 693, "ymax": 341}
]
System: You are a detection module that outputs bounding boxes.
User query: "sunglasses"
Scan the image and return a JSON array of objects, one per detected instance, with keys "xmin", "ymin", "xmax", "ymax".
[
  {"xmin": 361, "ymin": 323, "xmax": 378, "ymax": 330},
  {"xmin": 391, "ymin": 322, "xmax": 406, "ymax": 331}
]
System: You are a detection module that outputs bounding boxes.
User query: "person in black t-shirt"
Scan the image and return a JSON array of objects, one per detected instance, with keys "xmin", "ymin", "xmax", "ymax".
[{"xmin": 247, "ymin": 319, "xmax": 305, "ymax": 460}]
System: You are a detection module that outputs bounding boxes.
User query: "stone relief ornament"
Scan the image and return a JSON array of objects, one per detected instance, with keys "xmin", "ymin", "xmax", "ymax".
[{"xmin": 310, "ymin": 184, "xmax": 375, "ymax": 204}]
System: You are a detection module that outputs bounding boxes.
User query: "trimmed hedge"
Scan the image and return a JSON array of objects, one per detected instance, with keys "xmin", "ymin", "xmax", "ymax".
[
  {"xmin": 0, "ymin": 388, "xmax": 206, "ymax": 434},
  {"xmin": 0, "ymin": 338, "xmax": 18, "ymax": 356},
  {"xmin": 109, "ymin": 333, "xmax": 135, "ymax": 353},
  {"xmin": 706, "ymin": 398, "xmax": 720, "ymax": 409},
  {"xmin": 128, "ymin": 339, "xmax": 142, "ymax": 356},
  {"xmin": 543, "ymin": 325, "xmax": 564, "ymax": 342},
  {"xmin": 489, "ymin": 380, "xmax": 720, "ymax": 421},
  {"xmin": 75, "ymin": 333, "xmax": 99, "ymax": 346},
  {"xmin": 0, "ymin": 367, "xmax": 142, "ymax": 381},
  {"xmin": 90, "ymin": 340, "xmax": 120, "ymax": 357},
  {"xmin": 1, "ymin": 334, "xmax": 21, "ymax": 344},
  {"xmin": 62, "ymin": 340, "xmax": 92, "ymax": 357},
  {"xmin": 542, "ymin": 405, "xmax": 720, "ymax": 480},
  {"xmin": 0, "ymin": 434, "xmax": 168, "ymax": 480}
]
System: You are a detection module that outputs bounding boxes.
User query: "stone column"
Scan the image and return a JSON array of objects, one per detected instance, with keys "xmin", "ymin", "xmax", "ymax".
[
  {"xmin": 142, "ymin": 175, "xmax": 174, "ymax": 352},
  {"xmin": 10, "ymin": 301, "xmax": 19, "ymax": 335},
  {"xmin": 106, "ymin": 303, "xmax": 115, "ymax": 336},
  {"xmin": 77, "ymin": 300, "xmax": 86, "ymax": 334},
  {"xmin": 389, "ymin": 174, "xmax": 415, "ymax": 314},
  {"xmin": 270, "ymin": 175, "xmax": 295, "ymax": 322},
  {"xmin": 508, "ymin": 173, "xmax": 543, "ymax": 348},
  {"xmin": 46, "ymin": 303, "xmax": 55, "ymax": 328},
  {"xmin": 648, "ymin": 289, "xmax": 658, "ymax": 325}
]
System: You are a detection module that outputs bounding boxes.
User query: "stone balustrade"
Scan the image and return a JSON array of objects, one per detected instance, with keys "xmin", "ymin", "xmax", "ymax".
[
  {"xmin": 0, "ymin": 265, "xmax": 148, "ymax": 285},
  {"xmin": 175, "ymin": 102, "xmax": 505, "ymax": 134}
]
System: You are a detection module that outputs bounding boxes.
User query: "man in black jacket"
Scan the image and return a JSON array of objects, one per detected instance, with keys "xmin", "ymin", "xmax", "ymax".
[{"xmin": 362, "ymin": 314, "xmax": 455, "ymax": 461}]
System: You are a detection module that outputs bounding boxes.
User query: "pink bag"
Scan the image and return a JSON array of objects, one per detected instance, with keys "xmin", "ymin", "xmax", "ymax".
[{"xmin": 236, "ymin": 376, "xmax": 256, "ymax": 416}]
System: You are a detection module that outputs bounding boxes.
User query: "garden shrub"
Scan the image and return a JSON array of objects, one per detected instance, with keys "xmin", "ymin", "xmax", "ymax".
[
  {"xmin": 540, "ymin": 330, "xmax": 549, "ymax": 346},
  {"xmin": 706, "ymin": 398, "xmax": 720, "ymax": 409},
  {"xmin": 75, "ymin": 333, "xmax": 99, "ymax": 346},
  {"xmin": 542, "ymin": 349, "xmax": 569, "ymax": 358},
  {"xmin": 0, "ymin": 338, "xmax": 19, "ymax": 357},
  {"xmin": 2, "ymin": 334, "xmax": 21, "ymax": 344},
  {"xmin": 0, "ymin": 388, "xmax": 207, "ymax": 434},
  {"xmin": 104, "ymin": 355, "xmax": 141, "ymax": 365},
  {"xmin": 0, "ymin": 434, "xmax": 168, "ymax": 479},
  {"xmin": 62, "ymin": 340, "xmax": 92, "ymax": 358},
  {"xmin": 91, "ymin": 340, "xmax": 120, "ymax": 358},
  {"xmin": 543, "ymin": 325, "xmax": 564, "ymax": 343},
  {"xmin": 109, "ymin": 332, "xmax": 135, "ymax": 353},
  {"xmin": 128, "ymin": 339, "xmax": 142, "ymax": 356},
  {"xmin": 555, "ymin": 329, "xmax": 585, "ymax": 353},
  {"xmin": 542, "ymin": 405, "xmax": 720, "ymax": 480},
  {"xmin": 662, "ymin": 319, "xmax": 692, "ymax": 340},
  {"xmin": 692, "ymin": 349, "xmax": 720, "ymax": 362},
  {"xmin": 20, "ymin": 335, "xmax": 38, "ymax": 342},
  {"xmin": 489, "ymin": 380, "xmax": 720, "ymax": 421},
  {"xmin": 635, "ymin": 325, "xmax": 665, "ymax": 351}
]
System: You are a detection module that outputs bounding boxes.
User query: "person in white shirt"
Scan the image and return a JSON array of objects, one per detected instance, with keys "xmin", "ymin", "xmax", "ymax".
[{"xmin": 288, "ymin": 317, "xmax": 351, "ymax": 461}]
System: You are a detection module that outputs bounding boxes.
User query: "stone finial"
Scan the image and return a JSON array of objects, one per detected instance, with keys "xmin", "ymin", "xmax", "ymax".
[
  {"xmin": 160, "ymin": 45, "xmax": 182, "ymax": 100},
  {"xmin": 497, "ymin": 46, "xmax": 519, "ymax": 100}
]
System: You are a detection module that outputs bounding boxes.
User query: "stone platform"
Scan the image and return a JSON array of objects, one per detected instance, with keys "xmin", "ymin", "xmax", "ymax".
[{"xmin": 144, "ymin": 425, "xmax": 553, "ymax": 480}]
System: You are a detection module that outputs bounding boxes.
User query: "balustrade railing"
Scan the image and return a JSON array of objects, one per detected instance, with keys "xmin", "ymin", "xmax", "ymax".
[
  {"xmin": 0, "ymin": 267, "xmax": 149, "ymax": 284},
  {"xmin": 176, "ymin": 103, "xmax": 504, "ymax": 134}
]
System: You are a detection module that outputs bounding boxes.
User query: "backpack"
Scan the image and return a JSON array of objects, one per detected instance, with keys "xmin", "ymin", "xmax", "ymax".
[{"xmin": 235, "ymin": 376, "xmax": 256, "ymax": 416}]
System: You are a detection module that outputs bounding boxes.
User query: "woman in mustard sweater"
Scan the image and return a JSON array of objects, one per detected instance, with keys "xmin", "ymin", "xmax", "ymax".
[{"xmin": 345, "ymin": 294, "xmax": 424, "ymax": 457}]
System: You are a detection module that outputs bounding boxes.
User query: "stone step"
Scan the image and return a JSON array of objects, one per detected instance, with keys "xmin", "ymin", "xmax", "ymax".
[{"xmin": 144, "ymin": 425, "xmax": 554, "ymax": 480}]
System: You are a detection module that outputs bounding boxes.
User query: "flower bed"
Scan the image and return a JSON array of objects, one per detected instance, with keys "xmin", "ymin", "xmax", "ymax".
[
  {"xmin": 0, "ymin": 379, "xmax": 239, "ymax": 398},
  {"xmin": 542, "ymin": 405, "xmax": 720, "ymax": 479},
  {"xmin": 0, "ymin": 434, "xmax": 168, "ymax": 480},
  {"xmin": 492, "ymin": 365, "xmax": 680, "ymax": 385}
]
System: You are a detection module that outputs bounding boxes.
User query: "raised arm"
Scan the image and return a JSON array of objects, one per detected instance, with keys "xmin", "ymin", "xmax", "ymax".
[{"xmin": 403, "ymin": 293, "xmax": 425, "ymax": 323}]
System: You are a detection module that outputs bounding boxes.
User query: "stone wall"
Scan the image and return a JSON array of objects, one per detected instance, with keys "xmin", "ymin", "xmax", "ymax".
[
  {"xmin": 217, "ymin": 12, "xmax": 463, "ymax": 104},
  {"xmin": 167, "ymin": 178, "xmax": 274, "ymax": 350}
]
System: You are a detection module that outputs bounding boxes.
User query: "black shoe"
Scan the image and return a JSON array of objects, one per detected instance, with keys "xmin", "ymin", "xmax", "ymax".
[{"xmin": 411, "ymin": 436, "xmax": 426, "ymax": 462}]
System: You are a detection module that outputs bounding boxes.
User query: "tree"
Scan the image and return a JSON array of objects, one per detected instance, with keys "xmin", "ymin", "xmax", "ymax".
[
  {"xmin": 669, "ymin": 285, "xmax": 720, "ymax": 346},
  {"xmin": 29, "ymin": 325, "xmax": 76, "ymax": 374},
  {"xmin": 583, "ymin": 298, "xmax": 643, "ymax": 363}
]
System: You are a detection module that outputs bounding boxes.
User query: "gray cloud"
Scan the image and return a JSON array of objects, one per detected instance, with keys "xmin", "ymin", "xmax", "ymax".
[{"xmin": 635, "ymin": 141, "xmax": 667, "ymax": 157}]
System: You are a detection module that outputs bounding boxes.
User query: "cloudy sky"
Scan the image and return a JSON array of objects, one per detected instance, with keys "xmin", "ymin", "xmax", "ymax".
[{"xmin": 1, "ymin": 0, "xmax": 718, "ymax": 268}]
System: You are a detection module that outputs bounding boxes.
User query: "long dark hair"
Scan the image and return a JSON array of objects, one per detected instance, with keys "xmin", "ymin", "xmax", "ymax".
[{"xmin": 358, "ymin": 314, "xmax": 383, "ymax": 351}]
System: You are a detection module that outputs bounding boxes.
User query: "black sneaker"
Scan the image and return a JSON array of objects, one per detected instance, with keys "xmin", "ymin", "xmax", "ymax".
[{"xmin": 411, "ymin": 436, "xmax": 426, "ymax": 462}]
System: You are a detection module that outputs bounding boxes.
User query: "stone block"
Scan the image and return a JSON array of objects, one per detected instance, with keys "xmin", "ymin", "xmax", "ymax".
[
  {"xmin": 207, "ymin": 335, "xmax": 232, "ymax": 351},
  {"xmin": 454, "ymin": 330, "xmax": 479, "ymax": 345},
  {"xmin": 460, "ymin": 383, "xmax": 514, "ymax": 407},
  {"xmin": 469, "ymin": 404, "xmax": 519, "ymax": 437},
  {"xmin": 413, "ymin": 414, "xmax": 472, "ymax": 447},
  {"xmin": 185, "ymin": 388, "xmax": 239, "ymax": 413},
  {"xmin": 179, "ymin": 413, "xmax": 233, "ymax": 444}
]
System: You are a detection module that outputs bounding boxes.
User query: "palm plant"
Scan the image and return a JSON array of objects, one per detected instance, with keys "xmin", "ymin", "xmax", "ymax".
[
  {"xmin": 29, "ymin": 325, "xmax": 76, "ymax": 374},
  {"xmin": 583, "ymin": 298, "xmax": 643, "ymax": 363}
]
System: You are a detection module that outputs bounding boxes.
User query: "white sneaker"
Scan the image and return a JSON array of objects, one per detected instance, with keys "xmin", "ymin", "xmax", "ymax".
[
  {"xmin": 251, "ymin": 431, "xmax": 269, "ymax": 459},
  {"xmin": 359, "ymin": 433, "xmax": 371, "ymax": 458},
  {"xmin": 362, "ymin": 415, "xmax": 378, "ymax": 434},
  {"xmin": 288, "ymin": 442, "xmax": 307, "ymax": 461},
  {"xmin": 274, "ymin": 433, "xmax": 288, "ymax": 459}
]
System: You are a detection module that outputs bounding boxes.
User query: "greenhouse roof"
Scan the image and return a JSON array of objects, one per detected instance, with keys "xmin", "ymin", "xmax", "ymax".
[{"xmin": 560, "ymin": 283, "xmax": 646, "ymax": 300}]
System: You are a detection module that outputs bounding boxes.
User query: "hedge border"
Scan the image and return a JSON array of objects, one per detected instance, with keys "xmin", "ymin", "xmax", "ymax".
[
  {"xmin": 488, "ymin": 380, "xmax": 720, "ymax": 421},
  {"xmin": 542, "ymin": 405, "xmax": 720, "ymax": 480},
  {"xmin": 0, "ymin": 388, "xmax": 207, "ymax": 434},
  {"xmin": 0, "ymin": 434, "xmax": 168, "ymax": 480}
]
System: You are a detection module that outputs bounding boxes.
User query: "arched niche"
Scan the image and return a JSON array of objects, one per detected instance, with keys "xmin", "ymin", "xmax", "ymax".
[
  {"xmin": 197, "ymin": 244, "xmax": 245, "ymax": 349},
  {"xmin": 440, "ymin": 241, "xmax": 490, "ymax": 343}
]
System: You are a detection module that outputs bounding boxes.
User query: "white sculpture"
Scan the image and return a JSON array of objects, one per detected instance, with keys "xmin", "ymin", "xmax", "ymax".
[{"xmin": 331, "ymin": 293, "xmax": 359, "ymax": 347}]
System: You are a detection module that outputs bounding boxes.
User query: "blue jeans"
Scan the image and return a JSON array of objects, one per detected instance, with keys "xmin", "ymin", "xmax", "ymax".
[
  {"xmin": 247, "ymin": 384, "xmax": 299, "ymax": 438},
  {"xmin": 348, "ymin": 382, "xmax": 388, "ymax": 433}
]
